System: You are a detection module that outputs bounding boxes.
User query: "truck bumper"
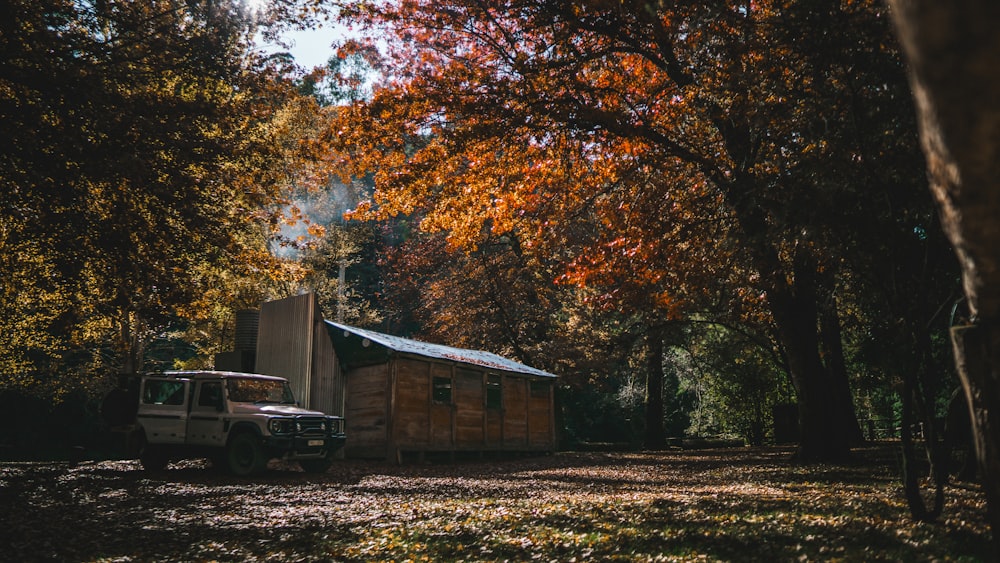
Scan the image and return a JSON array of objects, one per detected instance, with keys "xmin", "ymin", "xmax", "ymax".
[{"xmin": 264, "ymin": 433, "xmax": 346, "ymax": 459}]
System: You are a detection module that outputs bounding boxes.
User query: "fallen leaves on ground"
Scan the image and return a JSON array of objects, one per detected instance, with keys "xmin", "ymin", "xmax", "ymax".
[{"xmin": 0, "ymin": 445, "xmax": 990, "ymax": 562}]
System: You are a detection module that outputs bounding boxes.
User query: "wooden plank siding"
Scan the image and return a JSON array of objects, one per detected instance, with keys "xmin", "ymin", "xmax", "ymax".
[
  {"xmin": 361, "ymin": 358, "xmax": 556, "ymax": 461},
  {"xmin": 503, "ymin": 376, "xmax": 528, "ymax": 448},
  {"xmin": 454, "ymin": 368, "xmax": 485, "ymax": 446},
  {"xmin": 392, "ymin": 358, "xmax": 431, "ymax": 446},
  {"xmin": 310, "ymin": 319, "xmax": 343, "ymax": 416},
  {"xmin": 344, "ymin": 364, "xmax": 389, "ymax": 459},
  {"xmin": 486, "ymin": 409, "xmax": 503, "ymax": 446},
  {"xmin": 428, "ymin": 362, "xmax": 453, "ymax": 448},
  {"xmin": 529, "ymin": 381, "xmax": 554, "ymax": 448}
]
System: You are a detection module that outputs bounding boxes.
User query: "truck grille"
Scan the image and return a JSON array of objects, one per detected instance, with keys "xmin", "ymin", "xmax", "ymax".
[{"xmin": 295, "ymin": 416, "xmax": 326, "ymax": 436}]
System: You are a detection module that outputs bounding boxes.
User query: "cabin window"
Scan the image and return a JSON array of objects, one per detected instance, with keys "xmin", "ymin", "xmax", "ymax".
[
  {"xmin": 432, "ymin": 376, "xmax": 452, "ymax": 404},
  {"xmin": 486, "ymin": 374, "xmax": 502, "ymax": 409},
  {"xmin": 530, "ymin": 380, "xmax": 551, "ymax": 399}
]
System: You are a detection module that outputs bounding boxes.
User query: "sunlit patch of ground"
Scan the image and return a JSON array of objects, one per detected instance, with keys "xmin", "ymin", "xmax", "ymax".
[{"xmin": 0, "ymin": 445, "xmax": 990, "ymax": 561}]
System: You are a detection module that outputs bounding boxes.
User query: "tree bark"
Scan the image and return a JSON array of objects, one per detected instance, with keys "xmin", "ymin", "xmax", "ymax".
[
  {"xmin": 818, "ymin": 291, "xmax": 865, "ymax": 446},
  {"xmin": 900, "ymin": 352, "xmax": 946, "ymax": 522},
  {"xmin": 889, "ymin": 0, "xmax": 1000, "ymax": 552},
  {"xmin": 951, "ymin": 324, "xmax": 1000, "ymax": 546}
]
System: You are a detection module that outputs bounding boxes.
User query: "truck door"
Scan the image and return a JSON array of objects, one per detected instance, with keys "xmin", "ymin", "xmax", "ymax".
[
  {"xmin": 187, "ymin": 380, "xmax": 226, "ymax": 447},
  {"xmin": 137, "ymin": 378, "xmax": 190, "ymax": 444}
]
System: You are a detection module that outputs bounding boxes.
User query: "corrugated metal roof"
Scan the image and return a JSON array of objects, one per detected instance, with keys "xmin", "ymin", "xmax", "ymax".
[{"xmin": 325, "ymin": 321, "xmax": 556, "ymax": 379}]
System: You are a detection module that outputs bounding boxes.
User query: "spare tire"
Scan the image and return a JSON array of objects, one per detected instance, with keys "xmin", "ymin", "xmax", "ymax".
[{"xmin": 101, "ymin": 387, "xmax": 139, "ymax": 427}]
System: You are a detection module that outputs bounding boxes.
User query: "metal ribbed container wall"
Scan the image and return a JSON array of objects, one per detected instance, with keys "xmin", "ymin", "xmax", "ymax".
[
  {"xmin": 234, "ymin": 309, "xmax": 260, "ymax": 352},
  {"xmin": 255, "ymin": 294, "xmax": 344, "ymax": 417}
]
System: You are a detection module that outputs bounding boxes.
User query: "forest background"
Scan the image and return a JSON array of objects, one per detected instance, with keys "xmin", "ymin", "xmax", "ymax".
[{"xmin": 0, "ymin": 0, "xmax": 973, "ymax": 507}]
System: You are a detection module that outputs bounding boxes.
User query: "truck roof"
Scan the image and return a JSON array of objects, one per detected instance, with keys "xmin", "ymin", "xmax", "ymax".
[{"xmin": 147, "ymin": 370, "xmax": 288, "ymax": 382}]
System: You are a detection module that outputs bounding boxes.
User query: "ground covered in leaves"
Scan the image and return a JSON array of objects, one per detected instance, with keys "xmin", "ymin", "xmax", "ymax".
[{"xmin": 0, "ymin": 445, "xmax": 991, "ymax": 561}]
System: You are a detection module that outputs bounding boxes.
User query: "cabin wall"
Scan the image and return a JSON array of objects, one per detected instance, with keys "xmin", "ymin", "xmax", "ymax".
[
  {"xmin": 454, "ymin": 368, "xmax": 485, "ymax": 447},
  {"xmin": 370, "ymin": 356, "xmax": 555, "ymax": 460},
  {"xmin": 529, "ymin": 380, "xmax": 555, "ymax": 447},
  {"xmin": 344, "ymin": 363, "xmax": 389, "ymax": 459},
  {"xmin": 392, "ymin": 358, "xmax": 431, "ymax": 446},
  {"xmin": 428, "ymin": 362, "xmax": 454, "ymax": 446},
  {"xmin": 503, "ymin": 376, "xmax": 528, "ymax": 448}
]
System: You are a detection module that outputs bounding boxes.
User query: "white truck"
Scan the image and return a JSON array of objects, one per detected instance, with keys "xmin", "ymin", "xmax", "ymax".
[{"xmin": 105, "ymin": 371, "xmax": 345, "ymax": 476}]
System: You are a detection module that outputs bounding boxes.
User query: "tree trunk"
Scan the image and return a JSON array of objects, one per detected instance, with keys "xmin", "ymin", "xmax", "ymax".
[
  {"xmin": 900, "ymin": 355, "xmax": 946, "ymax": 522},
  {"xmin": 819, "ymin": 293, "xmax": 866, "ymax": 446},
  {"xmin": 769, "ymin": 285, "xmax": 851, "ymax": 462},
  {"xmin": 727, "ymin": 175, "xmax": 853, "ymax": 462},
  {"xmin": 645, "ymin": 326, "xmax": 665, "ymax": 449},
  {"xmin": 951, "ymin": 325, "xmax": 1000, "ymax": 546},
  {"xmin": 889, "ymin": 0, "xmax": 1000, "ymax": 552},
  {"xmin": 119, "ymin": 311, "xmax": 144, "ymax": 375}
]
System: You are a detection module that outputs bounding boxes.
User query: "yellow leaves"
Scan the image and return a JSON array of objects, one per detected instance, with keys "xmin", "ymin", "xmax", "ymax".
[{"xmin": 306, "ymin": 223, "xmax": 326, "ymax": 238}]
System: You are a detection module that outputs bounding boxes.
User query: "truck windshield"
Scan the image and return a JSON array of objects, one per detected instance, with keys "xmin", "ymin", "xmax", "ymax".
[{"xmin": 226, "ymin": 378, "xmax": 295, "ymax": 404}]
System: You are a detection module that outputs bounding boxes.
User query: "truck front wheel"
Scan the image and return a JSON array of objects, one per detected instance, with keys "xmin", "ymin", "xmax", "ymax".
[{"xmin": 227, "ymin": 433, "xmax": 266, "ymax": 476}]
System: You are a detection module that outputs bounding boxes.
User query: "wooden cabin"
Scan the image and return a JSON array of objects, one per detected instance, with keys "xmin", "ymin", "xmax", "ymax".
[{"xmin": 251, "ymin": 293, "xmax": 557, "ymax": 461}]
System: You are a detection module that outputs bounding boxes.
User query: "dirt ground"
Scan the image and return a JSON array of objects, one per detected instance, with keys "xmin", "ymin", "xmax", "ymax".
[{"xmin": 0, "ymin": 445, "xmax": 991, "ymax": 561}]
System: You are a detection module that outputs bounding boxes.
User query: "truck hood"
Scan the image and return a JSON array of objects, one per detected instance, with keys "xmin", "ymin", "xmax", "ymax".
[{"xmin": 230, "ymin": 403, "xmax": 326, "ymax": 417}]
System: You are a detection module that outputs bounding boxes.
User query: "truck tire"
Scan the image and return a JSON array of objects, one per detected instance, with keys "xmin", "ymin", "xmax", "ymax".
[
  {"xmin": 227, "ymin": 433, "xmax": 266, "ymax": 476},
  {"xmin": 299, "ymin": 455, "xmax": 333, "ymax": 474},
  {"xmin": 138, "ymin": 435, "xmax": 169, "ymax": 471}
]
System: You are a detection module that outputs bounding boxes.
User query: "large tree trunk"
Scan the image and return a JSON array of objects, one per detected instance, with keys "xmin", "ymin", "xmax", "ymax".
[
  {"xmin": 951, "ymin": 325, "xmax": 1000, "ymax": 545},
  {"xmin": 889, "ymin": 0, "xmax": 1000, "ymax": 551},
  {"xmin": 768, "ymin": 278, "xmax": 852, "ymax": 462},
  {"xmin": 731, "ymin": 185, "xmax": 854, "ymax": 462}
]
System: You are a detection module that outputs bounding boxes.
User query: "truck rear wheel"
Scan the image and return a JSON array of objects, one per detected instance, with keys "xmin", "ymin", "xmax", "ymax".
[
  {"xmin": 138, "ymin": 435, "xmax": 169, "ymax": 471},
  {"xmin": 227, "ymin": 433, "xmax": 266, "ymax": 476}
]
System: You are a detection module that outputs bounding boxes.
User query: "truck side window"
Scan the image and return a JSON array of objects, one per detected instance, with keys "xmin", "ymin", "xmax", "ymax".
[
  {"xmin": 198, "ymin": 382, "xmax": 223, "ymax": 409},
  {"xmin": 142, "ymin": 380, "xmax": 186, "ymax": 405}
]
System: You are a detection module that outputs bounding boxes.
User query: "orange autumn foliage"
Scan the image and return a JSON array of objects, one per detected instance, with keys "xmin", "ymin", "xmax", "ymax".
[{"xmin": 321, "ymin": 1, "xmax": 811, "ymax": 318}]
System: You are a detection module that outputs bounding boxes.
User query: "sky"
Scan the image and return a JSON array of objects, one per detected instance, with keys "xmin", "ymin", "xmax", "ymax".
[
  {"xmin": 271, "ymin": 26, "xmax": 340, "ymax": 70},
  {"xmin": 247, "ymin": 0, "xmax": 346, "ymax": 69},
  {"xmin": 258, "ymin": 20, "xmax": 351, "ymax": 71}
]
